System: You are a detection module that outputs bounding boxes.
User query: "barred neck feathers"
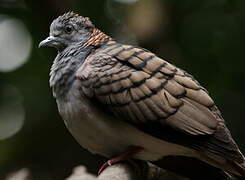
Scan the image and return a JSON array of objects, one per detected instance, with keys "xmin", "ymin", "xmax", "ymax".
[
  {"xmin": 50, "ymin": 46, "xmax": 93, "ymax": 99},
  {"xmin": 82, "ymin": 28, "xmax": 112, "ymax": 48},
  {"xmin": 50, "ymin": 29, "xmax": 111, "ymax": 99}
]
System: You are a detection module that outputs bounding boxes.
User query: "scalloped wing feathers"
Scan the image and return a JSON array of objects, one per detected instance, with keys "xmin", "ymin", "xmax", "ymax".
[
  {"xmin": 77, "ymin": 42, "xmax": 218, "ymax": 136},
  {"xmin": 76, "ymin": 42, "xmax": 244, "ymax": 169}
]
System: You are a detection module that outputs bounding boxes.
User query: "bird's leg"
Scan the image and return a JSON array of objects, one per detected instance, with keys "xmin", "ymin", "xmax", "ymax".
[{"xmin": 98, "ymin": 146, "xmax": 143, "ymax": 175}]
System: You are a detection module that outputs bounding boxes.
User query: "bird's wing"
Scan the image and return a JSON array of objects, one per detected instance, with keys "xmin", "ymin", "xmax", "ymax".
[
  {"xmin": 76, "ymin": 42, "xmax": 220, "ymax": 136},
  {"xmin": 76, "ymin": 42, "xmax": 245, "ymax": 166}
]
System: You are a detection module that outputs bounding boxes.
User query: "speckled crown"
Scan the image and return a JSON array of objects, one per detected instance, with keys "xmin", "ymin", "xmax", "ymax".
[{"xmin": 57, "ymin": 11, "xmax": 94, "ymax": 28}]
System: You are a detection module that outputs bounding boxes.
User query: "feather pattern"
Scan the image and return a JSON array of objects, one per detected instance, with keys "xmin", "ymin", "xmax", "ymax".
[
  {"xmin": 42, "ymin": 12, "xmax": 245, "ymax": 178},
  {"xmin": 76, "ymin": 41, "xmax": 244, "ymax": 166}
]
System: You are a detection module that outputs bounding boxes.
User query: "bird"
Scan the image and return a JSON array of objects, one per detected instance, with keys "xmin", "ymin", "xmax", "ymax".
[{"xmin": 39, "ymin": 12, "xmax": 245, "ymax": 179}]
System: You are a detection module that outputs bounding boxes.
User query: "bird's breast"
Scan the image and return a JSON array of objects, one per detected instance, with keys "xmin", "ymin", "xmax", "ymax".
[{"xmin": 56, "ymin": 80, "xmax": 196, "ymax": 160}]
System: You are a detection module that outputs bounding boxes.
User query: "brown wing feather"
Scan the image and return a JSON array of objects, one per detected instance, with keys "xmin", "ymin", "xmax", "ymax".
[{"xmin": 76, "ymin": 44, "xmax": 218, "ymax": 136}]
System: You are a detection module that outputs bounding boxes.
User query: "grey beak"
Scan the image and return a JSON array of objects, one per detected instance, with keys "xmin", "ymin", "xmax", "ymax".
[{"xmin": 39, "ymin": 36, "xmax": 57, "ymax": 48}]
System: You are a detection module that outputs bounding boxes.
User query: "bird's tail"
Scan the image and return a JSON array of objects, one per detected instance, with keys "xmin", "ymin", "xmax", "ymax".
[{"xmin": 230, "ymin": 161, "xmax": 245, "ymax": 180}]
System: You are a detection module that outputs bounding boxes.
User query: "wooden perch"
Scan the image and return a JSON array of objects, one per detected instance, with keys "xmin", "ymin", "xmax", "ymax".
[{"xmin": 66, "ymin": 161, "xmax": 188, "ymax": 180}]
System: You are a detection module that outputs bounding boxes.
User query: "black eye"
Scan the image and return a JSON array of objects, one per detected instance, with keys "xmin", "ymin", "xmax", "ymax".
[{"xmin": 65, "ymin": 26, "xmax": 73, "ymax": 34}]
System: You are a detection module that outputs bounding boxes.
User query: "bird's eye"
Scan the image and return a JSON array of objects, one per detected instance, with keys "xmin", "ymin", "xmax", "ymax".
[{"xmin": 65, "ymin": 26, "xmax": 73, "ymax": 34}]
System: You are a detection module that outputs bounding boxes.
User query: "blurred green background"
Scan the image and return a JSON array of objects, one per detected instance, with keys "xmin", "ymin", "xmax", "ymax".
[{"xmin": 0, "ymin": 0, "xmax": 244, "ymax": 179}]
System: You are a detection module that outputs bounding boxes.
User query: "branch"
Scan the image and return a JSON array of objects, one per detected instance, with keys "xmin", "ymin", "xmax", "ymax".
[{"xmin": 66, "ymin": 161, "xmax": 187, "ymax": 180}]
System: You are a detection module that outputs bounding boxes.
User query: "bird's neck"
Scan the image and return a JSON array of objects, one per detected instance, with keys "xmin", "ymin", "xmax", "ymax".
[
  {"xmin": 82, "ymin": 28, "xmax": 112, "ymax": 48},
  {"xmin": 49, "ymin": 45, "xmax": 93, "ymax": 99},
  {"xmin": 49, "ymin": 28, "xmax": 112, "ymax": 99}
]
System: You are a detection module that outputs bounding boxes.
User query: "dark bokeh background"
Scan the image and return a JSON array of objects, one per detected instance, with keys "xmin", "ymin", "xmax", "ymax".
[{"xmin": 0, "ymin": 0, "xmax": 244, "ymax": 179}]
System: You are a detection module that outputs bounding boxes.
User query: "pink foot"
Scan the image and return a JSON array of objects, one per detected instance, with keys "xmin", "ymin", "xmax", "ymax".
[{"xmin": 98, "ymin": 147, "xmax": 143, "ymax": 175}]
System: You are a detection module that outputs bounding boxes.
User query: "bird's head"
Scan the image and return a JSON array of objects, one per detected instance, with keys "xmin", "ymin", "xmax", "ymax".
[{"xmin": 39, "ymin": 12, "xmax": 94, "ymax": 51}]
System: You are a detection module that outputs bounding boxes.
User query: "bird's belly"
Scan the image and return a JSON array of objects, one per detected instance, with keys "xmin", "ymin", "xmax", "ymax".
[{"xmin": 56, "ymin": 88, "xmax": 196, "ymax": 161}]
